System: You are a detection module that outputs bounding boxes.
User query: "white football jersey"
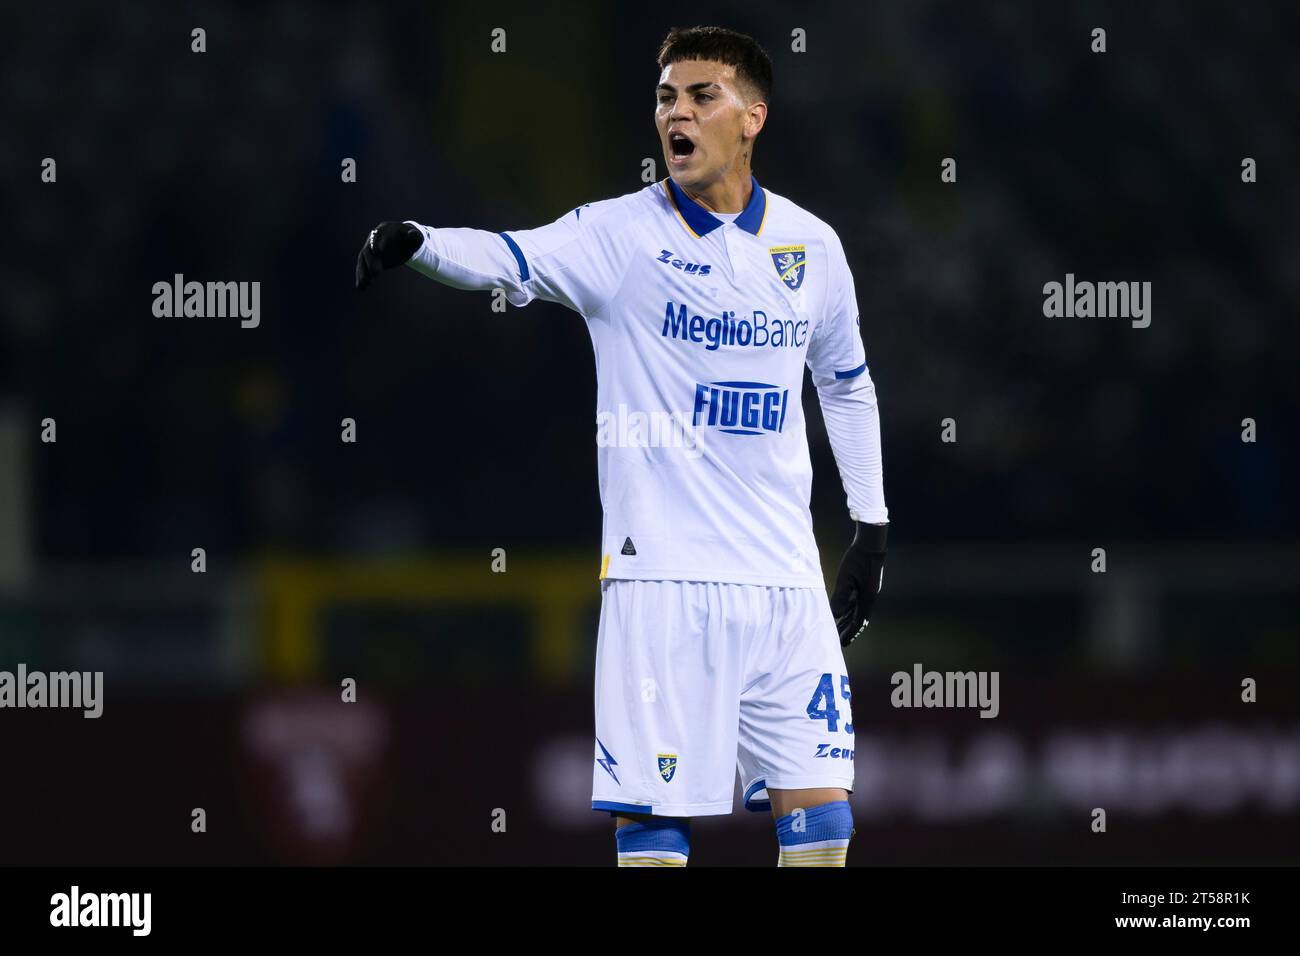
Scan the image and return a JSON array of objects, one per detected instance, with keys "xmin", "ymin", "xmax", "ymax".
[{"xmin": 406, "ymin": 176, "xmax": 886, "ymax": 587}]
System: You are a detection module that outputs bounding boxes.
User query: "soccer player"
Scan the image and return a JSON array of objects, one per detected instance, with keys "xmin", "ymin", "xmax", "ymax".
[{"xmin": 356, "ymin": 25, "xmax": 888, "ymax": 867}]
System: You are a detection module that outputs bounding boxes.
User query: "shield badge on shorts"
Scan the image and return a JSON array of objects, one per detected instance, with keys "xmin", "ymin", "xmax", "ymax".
[
  {"xmin": 658, "ymin": 753, "xmax": 678, "ymax": 783},
  {"xmin": 769, "ymin": 244, "xmax": 807, "ymax": 291}
]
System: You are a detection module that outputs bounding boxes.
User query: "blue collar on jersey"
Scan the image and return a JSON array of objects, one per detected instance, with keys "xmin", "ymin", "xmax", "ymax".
[{"xmin": 663, "ymin": 174, "xmax": 768, "ymax": 238}]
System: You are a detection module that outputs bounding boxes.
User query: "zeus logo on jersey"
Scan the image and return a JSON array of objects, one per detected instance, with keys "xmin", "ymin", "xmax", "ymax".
[
  {"xmin": 661, "ymin": 301, "xmax": 809, "ymax": 351},
  {"xmin": 693, "ymin": 382, "xmax": 789, "ymax": 436},
  {"xmin": 656, "ymin": 249, "xmax": 712, "ymax": 276}
]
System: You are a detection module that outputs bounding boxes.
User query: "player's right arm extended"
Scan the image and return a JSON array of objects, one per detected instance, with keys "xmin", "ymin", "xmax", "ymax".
[
  {"xmin": 355, "ymin": 220, "xmax": 523, "ymax": 296},
  {"xmin": 356, "ymin": 207, "xmax": 625, "ymax": 317}
]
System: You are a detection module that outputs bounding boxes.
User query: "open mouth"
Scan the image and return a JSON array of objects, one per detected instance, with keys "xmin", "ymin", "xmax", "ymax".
[{"xmin": 668, "ymin": 132, "xmax": 696, "ymax": 160}]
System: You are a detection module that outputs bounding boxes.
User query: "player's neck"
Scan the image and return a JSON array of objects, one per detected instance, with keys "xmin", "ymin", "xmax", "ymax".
[{"xmin": 680, "ymin": 167, "xmax": 753, "ymax": 215}]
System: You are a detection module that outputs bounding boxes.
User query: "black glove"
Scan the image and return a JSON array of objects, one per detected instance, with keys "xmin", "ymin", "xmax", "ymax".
[
  {"xmin": 355, "ymin": 221, "xmax": 423, "ymax": 290},
  {"xmin": 830, "ymin": 521, "xmax": 887, "ymax": 646}
]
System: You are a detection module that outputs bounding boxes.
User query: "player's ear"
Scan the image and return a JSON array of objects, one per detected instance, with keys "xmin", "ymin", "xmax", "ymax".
[{"xmin": 744, "ymin": 101, "xmax": 768, "ymax": 140}]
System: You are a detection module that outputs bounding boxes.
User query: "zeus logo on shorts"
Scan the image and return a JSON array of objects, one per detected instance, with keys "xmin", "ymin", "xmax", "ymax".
[
  {"xmin": 692, "ymin": 382, "xmax": 789, "ymax": 436},
  {"xmin": 814, "ymin": 743, "xmax": 855, "ymax": 760}
]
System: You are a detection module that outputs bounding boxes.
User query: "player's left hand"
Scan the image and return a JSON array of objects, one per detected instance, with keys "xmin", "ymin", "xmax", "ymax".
[{"xmin": 830, "ymin": 521, "xmax": 887, "ymax": 646}]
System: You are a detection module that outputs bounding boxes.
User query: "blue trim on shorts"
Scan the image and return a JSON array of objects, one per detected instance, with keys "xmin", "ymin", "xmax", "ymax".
[
  {"xmin": 743, "ymin": 779, "xmax": 771, "ymax": 813},
  {"xmin": 592, "ymin": 800, "xmax": 653, "ymax": 816}
]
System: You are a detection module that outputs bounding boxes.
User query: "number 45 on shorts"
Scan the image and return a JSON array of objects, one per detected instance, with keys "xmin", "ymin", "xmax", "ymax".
[{"xmin": 807, "ymin": 674, "xmax": 853, "ymax": 734}]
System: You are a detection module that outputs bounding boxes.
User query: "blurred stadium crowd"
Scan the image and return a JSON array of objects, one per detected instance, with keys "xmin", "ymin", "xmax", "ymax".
[{"xmin": 3, "ymin": 1, "xmax": 1296, "ymax": 564}]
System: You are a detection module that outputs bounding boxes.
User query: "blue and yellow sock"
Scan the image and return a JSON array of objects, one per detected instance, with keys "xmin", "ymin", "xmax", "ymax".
[
  {"xmin": 775, "ymin": 800, "xmax": 853, "ymax": 867},
  {"xmin": 615, "ymin": 818, "xmax": 690, "ymax": 867}
]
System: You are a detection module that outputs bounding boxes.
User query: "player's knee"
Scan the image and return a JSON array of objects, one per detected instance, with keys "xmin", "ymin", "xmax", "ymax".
[
  {"xmin": 614, "ymin": 816, "xmax": 691, "ymax": 867},
  {"xmin": 614, "ymin": 813, "xmax": 656, "ymax": 828},
  {"xmin": 767, "ymin": 786, "xmax": 849, "ymax": 819}
]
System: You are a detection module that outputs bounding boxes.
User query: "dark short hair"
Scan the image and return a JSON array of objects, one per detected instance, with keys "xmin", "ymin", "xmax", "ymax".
[{"xmin": 656, "ymin": 26, "xmax": 773, "ymax": 103}]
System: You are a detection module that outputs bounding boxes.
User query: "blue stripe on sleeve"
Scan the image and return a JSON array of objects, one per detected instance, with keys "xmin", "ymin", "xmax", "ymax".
[
  {"xmin": 498, "ymin": 232, "xmax": 530, "ymax": 283},
  {"xmin": 834, "ymin": 361, "xmax": 867, "ymax": 380}
]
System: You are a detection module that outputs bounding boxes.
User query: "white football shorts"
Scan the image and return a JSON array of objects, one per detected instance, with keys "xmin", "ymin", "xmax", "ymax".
[{"xmin": 591, "ymin": 578, "xmax": 856, "ymax": 818}]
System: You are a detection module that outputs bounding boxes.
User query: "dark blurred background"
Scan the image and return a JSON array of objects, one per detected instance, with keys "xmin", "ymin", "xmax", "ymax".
[{"xmin": 0, "ymin": 0, "xmax": 1297, "ymax": 864}]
